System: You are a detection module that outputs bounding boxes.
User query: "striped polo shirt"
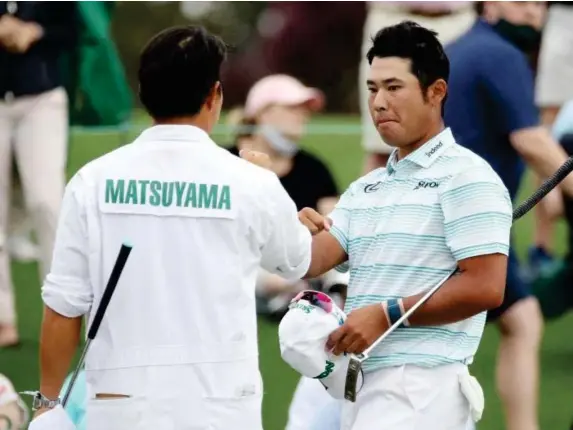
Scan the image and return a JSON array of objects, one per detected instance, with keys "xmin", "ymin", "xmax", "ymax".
[{"xmin": 329, "ymin": 128, "xmax": 512, "ymax": 373}]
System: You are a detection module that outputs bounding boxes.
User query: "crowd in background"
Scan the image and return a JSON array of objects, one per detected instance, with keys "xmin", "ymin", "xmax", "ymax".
[{"xmin": 1, "ymin": 1, "xmax": 573, "ymax": 429}]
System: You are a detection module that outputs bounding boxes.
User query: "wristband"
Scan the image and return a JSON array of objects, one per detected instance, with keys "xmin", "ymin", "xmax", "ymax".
[{"xmin": 386, "ymin": 298, "xmax": 410, "ymax": 327}]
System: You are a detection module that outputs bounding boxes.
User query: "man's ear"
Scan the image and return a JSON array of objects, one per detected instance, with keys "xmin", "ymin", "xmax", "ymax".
[
  {"xmin": 205, "ymin": 81, "xmax": 222, "ymax": 111},
  {"xmin": 429, "ymin": 79, "xmax": 447, "ymax": 109}
]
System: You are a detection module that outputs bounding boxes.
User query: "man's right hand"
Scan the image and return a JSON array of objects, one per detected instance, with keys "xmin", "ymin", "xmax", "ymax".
[{"xmin": 298, "ymin": 207, "xmax": 332, "ymax": 235}]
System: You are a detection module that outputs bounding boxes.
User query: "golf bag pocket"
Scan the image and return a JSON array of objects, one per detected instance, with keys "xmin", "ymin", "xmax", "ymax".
[
  {"xmin": 86, "ymin": 395, "xmax": 144, "ymax": 430},
  {"xmin": 458, "ymin": 370, "xmax": 484, "ymax": 423}
]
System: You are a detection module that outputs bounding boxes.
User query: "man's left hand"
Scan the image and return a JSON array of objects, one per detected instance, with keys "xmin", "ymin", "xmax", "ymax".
[{"xmin": 326, "ymin": 303, "xmax": 389, "ymax": 355}]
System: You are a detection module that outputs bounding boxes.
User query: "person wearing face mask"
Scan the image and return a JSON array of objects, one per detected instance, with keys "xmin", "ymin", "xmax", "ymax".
[
  {"xmin": 444, "ymin": 2, "xmax": 573, "ymax": 430},
  {"xmin": 228, "ymin": 75, "xmax": 348, "ymax": 321}
]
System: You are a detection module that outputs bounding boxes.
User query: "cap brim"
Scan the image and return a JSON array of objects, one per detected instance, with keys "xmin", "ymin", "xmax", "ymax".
[{"xmin": 293, "ymin": 88, "xmax": 325, "ymax": 112}]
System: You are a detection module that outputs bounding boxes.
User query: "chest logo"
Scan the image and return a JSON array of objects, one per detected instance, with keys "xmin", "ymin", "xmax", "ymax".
[{"xmin": 413, "ymin": 180, "xmax": 440, "ymax": 190}]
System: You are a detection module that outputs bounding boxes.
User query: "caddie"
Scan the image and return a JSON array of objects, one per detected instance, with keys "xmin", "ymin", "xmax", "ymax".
[
  {"xmin": 28, "ymin": 25, "xmax": 313, "ymax": 430},
  {"xmin": 279, "ymin": 22, "xmax": 513, "ymax": 430}
]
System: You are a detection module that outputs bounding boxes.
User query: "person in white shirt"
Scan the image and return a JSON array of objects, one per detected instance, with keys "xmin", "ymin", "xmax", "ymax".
[{"xmin": 29, "ymin": 25, "xmax": 312, "ymax": 430}]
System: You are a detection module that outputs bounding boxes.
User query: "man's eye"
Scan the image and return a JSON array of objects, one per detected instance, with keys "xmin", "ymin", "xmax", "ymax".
[
  {"xmin": 367, "ymin": 87, "xmax": 377, "ymax": 94},
  {"xmin": 388, "ymin": 85, "xmax": 400, "ymax": 92}
]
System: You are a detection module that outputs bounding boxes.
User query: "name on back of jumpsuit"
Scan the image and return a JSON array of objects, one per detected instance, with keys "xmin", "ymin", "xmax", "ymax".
[{"xmin": 104, "ymin": 179, "xmax": 232, "ymax": 210}]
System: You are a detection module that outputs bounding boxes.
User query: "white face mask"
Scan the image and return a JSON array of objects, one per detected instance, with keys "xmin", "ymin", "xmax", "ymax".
[{"xmin": 259, "ymin": 125, "xmax": 300, "ymax": 157}]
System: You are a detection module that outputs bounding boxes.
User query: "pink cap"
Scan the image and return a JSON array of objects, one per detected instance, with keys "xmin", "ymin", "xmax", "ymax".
[{"xmin": 244, "ymin": 74, "xmax": 325, "ymax": 118}]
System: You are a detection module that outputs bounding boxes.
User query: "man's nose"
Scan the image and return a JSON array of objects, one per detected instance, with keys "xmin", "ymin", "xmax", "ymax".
[{"xmin": 373, "ymin": 90, "xmax": 388, "ymax": 111}]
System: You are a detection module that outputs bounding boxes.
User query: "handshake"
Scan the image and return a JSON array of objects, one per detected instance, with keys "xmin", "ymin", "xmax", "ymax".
[{"xmin": 240, "ymin": 149, "xmax": 332, "ymax": 235}]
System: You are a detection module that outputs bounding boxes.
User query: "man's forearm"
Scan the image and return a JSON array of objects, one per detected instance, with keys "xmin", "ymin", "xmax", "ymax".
[
  {"xmin": 512, "ymin": 128, "xmax": 573, "ymax": 197},
  {"xmin": 39, "ymin": 306, "xmax": 82, "ymax": 399},
  {"xmin": 401, "ymin": 271, "xmax": 504, "ymax": 326}
]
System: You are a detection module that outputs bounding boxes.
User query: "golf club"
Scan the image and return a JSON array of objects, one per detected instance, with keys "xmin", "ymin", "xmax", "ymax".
[
  {"xmin": 58, "ymin": 243, "xmax": 132, "ymax": 407},
  {"xmin": 344, "ymin": 155, "xmax": 573, "ymax": 402}
]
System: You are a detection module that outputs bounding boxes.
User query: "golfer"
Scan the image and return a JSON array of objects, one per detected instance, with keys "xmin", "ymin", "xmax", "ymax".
[
  {"xmin": 29, "ymin": 26, "xmax": 313, "ymax": 430},
  {"xmin": 286, "ymin": 22, "xmax": 513, "ymax": 429}
]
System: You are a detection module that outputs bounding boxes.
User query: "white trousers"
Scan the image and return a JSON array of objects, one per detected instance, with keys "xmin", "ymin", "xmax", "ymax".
[
  {"xmin": 0, "ymin": 88, "xmax": 67, "ymax": 325},
  {"xmin": 341, "ymin": 364, "xmax": 475, "ymax": 430},
  {"xmin": 85, "ymin": 362, "xmax": 263, "ymax": 430},
  {"xmin": 359, "ymin": 7, "xmax": 476, "ymax": 154}
]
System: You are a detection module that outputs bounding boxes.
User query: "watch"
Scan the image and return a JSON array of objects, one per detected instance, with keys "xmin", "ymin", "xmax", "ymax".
[{"xmin": 20, "ymin": 391, "xmax": 61, "ymax": 411}]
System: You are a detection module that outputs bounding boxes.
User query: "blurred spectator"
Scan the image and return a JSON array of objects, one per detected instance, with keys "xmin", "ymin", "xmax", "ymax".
[
  {"xmin": 359, "ymin": 1, "xmax": 476, "ymax": 173},
  {"xmin": 227, "ymin": 75, "xmax": 349, "ymax": 322},
  {"xmin": 0, "ymin": 2, "xmax": 77, "ymax": 347},
  {"xmin": 0, "ymin": 373, "xmax": 29, "ymax": 429},
  {"xmin": 530, "ymin": 1, "xmax": 573, "ymax": 269},
  {"xmin": 445, "ymin": 3, "xmax": 560, "ymax": 430}
]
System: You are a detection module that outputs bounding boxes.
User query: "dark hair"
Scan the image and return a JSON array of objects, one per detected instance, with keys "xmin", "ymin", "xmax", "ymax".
[
  {"xmin": 474, "ymin": 2, "xmax": 485, "ymax": 16},
  {"xmin": 366, "ymin": 21, "xmax": 449, "ymax": 109},
  {"xmin": 138, "ymin": 26, "xmax": 228, "ymax": 120}
]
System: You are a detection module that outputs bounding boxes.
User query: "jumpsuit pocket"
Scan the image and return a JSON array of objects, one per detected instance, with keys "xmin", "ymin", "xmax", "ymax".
[
  {"xmin": 86, "ymin": 396, "xmax": 143, "ymax": 430},
  {"xmin": 203, "ymin": 366, "xmax": 264, "ymax": 430}
]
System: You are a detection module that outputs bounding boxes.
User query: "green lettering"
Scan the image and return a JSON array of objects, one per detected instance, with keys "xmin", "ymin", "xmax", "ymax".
[
  {"xmin": 105, "ymin": 179, "xmax": 125, "ymax": 204},
  {"xmin": 161, "ymin": 182, "xmax": 174, "ymax": 207},
  {"xmin": 184, "ymin": 183, "xmax": 197, "ymax": 207},
  {"xmin": 138, "ymin": 180, "xmax": 150, "ymax": 205},
  {"xmin": 149, "ymin": 181, "xmax": 161, "ymax": 206},
  {"xmin": 125, "ymin": 180, "xmax": 138, "ymax": 204},
  {"xmin": 217, "ymin": 185, "xmax": 231, "ymax": 210},
  {"xmin": 175, "ymin": 182, "xmax": 187, "ymax": 207},
  {"xmin": 198, "ymin": 184, "xmax": 218, "ymax": 208}
]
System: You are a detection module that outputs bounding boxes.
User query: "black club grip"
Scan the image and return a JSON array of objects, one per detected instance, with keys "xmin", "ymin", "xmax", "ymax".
[{"xmin": 87, "ymin": 243, "xmax": 132, "ymax": 340}]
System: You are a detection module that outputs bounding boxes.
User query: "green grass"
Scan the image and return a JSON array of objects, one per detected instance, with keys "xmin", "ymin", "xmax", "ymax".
[{"xmin": 1, "ymin": 115, "xmax": 572, "ymax": 429}]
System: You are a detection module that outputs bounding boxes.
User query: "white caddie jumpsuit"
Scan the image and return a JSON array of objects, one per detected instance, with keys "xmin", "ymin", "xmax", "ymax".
[{"xmin": 41, "ymin": 125, "xmax": 313, "ymax": 430}]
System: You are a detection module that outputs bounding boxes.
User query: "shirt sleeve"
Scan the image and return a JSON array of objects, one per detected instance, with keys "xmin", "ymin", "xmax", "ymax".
[
  {"xmin": 42, "ymin": 173, "xmax": 93, "ymax": 318},
  {"xmin": 440, "ymin": 165, "xmax": 513, "ymax": 261},
  {"xmin": 328, "ymin": 183, "xmax": 355, "ymax": 254},
  {"xmin": 259, "ymin": 174, "xmax": 312, "ymax": 281},
  {"xmin": 480, "ymin": 46, "xmax": 539, "ymax": 134}
]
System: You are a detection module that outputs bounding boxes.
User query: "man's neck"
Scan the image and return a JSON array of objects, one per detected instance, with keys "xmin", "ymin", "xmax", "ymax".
[{"xmin": 397, "ymin": 122, "xmax": 445, "ymax": 160}]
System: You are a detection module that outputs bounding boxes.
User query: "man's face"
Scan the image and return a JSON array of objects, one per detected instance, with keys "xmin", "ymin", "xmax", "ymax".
[
  {"xmin": 257, "ymin": 103, "xmax": 311, "ymax": 141},
  {"xmin": 367, "ymin": 57, "xmax": 443, "ymax": 148},
  {"xmin": 486, "ymin": 1, "xmax": 546, "ymax": 30}
]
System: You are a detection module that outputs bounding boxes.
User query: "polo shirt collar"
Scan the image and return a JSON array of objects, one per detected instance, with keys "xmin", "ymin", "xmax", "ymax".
[
  {"xmin": 387, "ymin": 127, "xmax": 455, "ymax": 174},
  {"xmin": 135, "ymin": 124, "xmax": 213, "ymax": 145}
]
